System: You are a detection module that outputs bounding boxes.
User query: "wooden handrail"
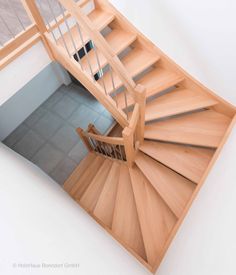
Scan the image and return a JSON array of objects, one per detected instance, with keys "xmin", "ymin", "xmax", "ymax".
[
  {"xmin": 77, "ymin": 103, "xmax": 141, "ymax": 166},
  {"xmin": 58, "ymin": 0, "xmax": 137, "ymax": 99},
  {"xmin": 82, "ymin": 130, "xmax": 124, "ymax": 145},
  {"xmin": 45, "ymin": 32, "xmax": 129, "ymax": 128}
]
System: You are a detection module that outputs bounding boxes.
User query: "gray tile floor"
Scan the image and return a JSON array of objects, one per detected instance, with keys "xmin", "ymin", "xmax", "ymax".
[{"xmin": 2, "ymin": 83, "xmax": 114, "ymax": 186}]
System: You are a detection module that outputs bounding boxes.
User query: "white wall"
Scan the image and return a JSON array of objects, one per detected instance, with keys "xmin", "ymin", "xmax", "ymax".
[
  {"xmin": 0, "ymin": 143, "xmax": 149, "ymax": 275},
  {"xmin": 110, "ymin": 0, "xmax": 236, "ymax": 105},
  {"xmin": 0, "ymin": 42, "xmax": 51, "ymax": 106}
]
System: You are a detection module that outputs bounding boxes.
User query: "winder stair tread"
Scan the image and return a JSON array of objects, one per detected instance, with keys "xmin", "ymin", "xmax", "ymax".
[
  {"xmin": 144, "ymin": 110, "xmax": 231, "ymax": 148},
  {"xmin": 93, "ymin": 161, "xmax": 120, "ymax": 228},
  {"xmin": 135, "ymin": 152, "xmax": 196, "ymax": 218},
  {"xmin": 114, "ymin": 67, "xmax": 184, "ymax": 110},
  {"xmin": 129, "ymin": 165, "xmax": 177, "ymax": 266},
  {"xmin": 63, "ymin": 152, "xmax": 96, "ymax": 192},
  {"xmin": 112, "ymin": 164, "xmax": 147, "ymax": 260},
  {"xmin": 70, "ymin": 155, "xmax": 105, "ymax": 199},
  {"xmin": 145, "ymin": 88, "xmax": 218, "ymax": 122},
  {"xmin": 79, "ymin": 159, "xmax": 113, "ymax": 212},
  {"xmin": 140, "ymin": 141, "xmax": 215, "ymax": 183}
]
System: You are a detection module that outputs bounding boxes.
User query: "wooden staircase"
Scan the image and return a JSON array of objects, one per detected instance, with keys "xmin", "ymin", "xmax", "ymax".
[{"xmin": 27, "ymin": 0, "xmax": 236, "ymax": 273}]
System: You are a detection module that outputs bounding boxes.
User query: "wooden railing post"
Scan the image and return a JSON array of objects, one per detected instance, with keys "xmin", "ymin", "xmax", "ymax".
[
  {"xmin": 21, "ymin": 0, "xmax": 54, "ymax": 60},
  {"xmin": 122, "ymin": 127, "xmax": 135, "ymax": 167},
  {"xmin": 134, "ymin": 84, "xmax": 146, "ymax": 145},
  {"xmin": 76, "ymin": 128, "xmax": 93, "ymax": 152}
]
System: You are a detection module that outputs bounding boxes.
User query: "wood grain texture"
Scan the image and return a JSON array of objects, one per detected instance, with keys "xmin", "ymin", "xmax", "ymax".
[
  {"xmin": 80, "ymin": 28, "xmax": 137, "ymax": 74},
  {"xmin": 46, "ymin": 32, "xmax": 129, "ymax": 128},
  {"xmin": 98, "ymin": 46, "xmax": 160, "ymax": 94},
  {"xmin": 140, "ymin": 141, "xmax": 215, "ymax": 183},
  {"xmin": 144, "ymin": 110, "xmax": 231, "ymax": 148},
  {"xmin": 114, "ymin": 67, "xmax": 184, "ymax": 110},
  {"xmin": 79, "ymin": 159, "xmax": 113, "ymax": 212},
  {"xmin": 112, "ymin": 164, "xmax": 147, "ymax": 260},
  {"xmin": 129, "ymin": 165, "xmax": 177, "ymax": 266},
  {"xmin": 63, "ymin": 152, "xmax": 95, "ymax": 192},
  {"xmin": 71, "ymin": 155, "xmax": 105, "ymax": 199},
  {"xmin": 57, "ymin": 8, "xmax": 115, "ymax": 54},
  {"xmin": 145, "ymin": 88, "xmax": 218, "ymax": 122},
  {"xmin": 135, "ymin": 152, "xmax": 195, "ymax": 218},
  {"xmin": 93, "ymin": 161, "xmax": 120, "ymax": 228}
]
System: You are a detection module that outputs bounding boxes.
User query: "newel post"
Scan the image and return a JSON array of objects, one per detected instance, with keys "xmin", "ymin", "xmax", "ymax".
[
  {"xmin": 76, "ymin": 128, "xmax": 93, "ymax": 152},
  {"xmin": 134, "ymin": 84, "xmax": 146, "ymax": 145},
  {"xmin": 122, "ymin": 127, "xmax": 135, "ymax": 167}
]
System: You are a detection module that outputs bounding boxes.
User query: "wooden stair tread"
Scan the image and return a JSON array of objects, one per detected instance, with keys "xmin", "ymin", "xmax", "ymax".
[
  {"xmin": 144, "ymin": 110, "xmax": 231, "ymax": 148},
  {"xmin": 114, "ymin": 67, "xmax": 184, "ymax": 110},
  {"xmin": 58, "ymin": 8, "xmax": 115, "ymax": 54},
  {"xmin": 63, "ymin": 153, "xmax": 95, "ymax": 192},
  {"xmin": 112, "ymin": 164, "xmax": 147, "ymax": 260},
  {"xmin": 140, "ymin": 141, "xmax": 215, "ymax": 183},
  {"xmin": 135, "ymin": 152, "xmax": 195, "ymax": 218},
  {"xmin": 80, "ymin": 28, "xmax": 137, "ymax": 75},
  {"xmin": 71, "ymin": 155, "xmax": 105, "ymax": 199},
  {"xmin": 129, "ymin": 165, "xmax": 177, "ymax": 266},
  {"xmin": 79, "ymin": 159, "xmax": 113, "ymax": 212},
  {"xmin": 145, "ymin": 88, "xmax": 219, "ymax": 122},
  {"xmin": 93, "ymin": 161, "xmax": 120, "ymax": 228},
  {"xmin": 98, "ymin": 47, "xmax": 160, "ymax": 94}
]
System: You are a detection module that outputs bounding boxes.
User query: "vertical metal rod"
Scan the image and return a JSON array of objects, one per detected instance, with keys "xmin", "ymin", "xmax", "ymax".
[
  {"xmin": 112, "ymin": 144, "xmax": 118, "ymax": 160},
  {"xmin": 102, "ymin": 143, "xmax": 109, "ymax": 157},
  {"xmin": 46, "ymin": 0, "xmax": 71, "ymax": 57},
  {"xmin": 58, "ymin": 2, "xmax": 82, "ymax": 66},
  {"xmin": 119, "ymin": 144, "xmax": 124, "ymax": 161},
  {"xmin": 89, "ymin": 137, "xmax": 98, "ymax": 152},
  {"xmin": 8, "ymin": 1, "xmax": 25, "ymax": 30},
  {"xmin": 108, "ymin": 65, "xmax": 118, "ymax": 106},
  {"xmin": 91, "ymin": 41, "xmax": 107, "ymax": 95},
  {"xmin": 88, "ymin": 137, "xmax": 95, "ymax": 151},
  {"xmin": 123, "ymin": 90, "xmax": 129, "ymax": 119},
  {"xmin": 75, "ymin": 22, "xmax": 94, "ymax": 80},
  {"xmin": 105, "ymin": 144, "xmax": 112, "ymax": 158},
  {"xmin": 0, "ymin": 13, "xmax": 15, "ymax": 38},
  {"xmin": 37, "ymin": 0, "xmax": 57, "ymax": 43},
  {"xmin": 97, "ymin": 141, "xmax": 103, "ymax": 154}
]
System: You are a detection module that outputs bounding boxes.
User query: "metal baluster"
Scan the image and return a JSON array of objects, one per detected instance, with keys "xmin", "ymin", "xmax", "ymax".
[
  {"xmin": 88, "ymin": 137, "xmax": 96, "ymax": 151},
  {"xmin": 58, "ymin": 2, "xmax": 82, "ymax": 66},
  {"xmin": 119, "ymin": 144, "xmax": 124, "ymax": 161},
  {"xmin": 106, "ymin": 144, "xmax": 113, "ymax": 158},
  {"xmin": 97, "ymin": 141, "xmax": 104, "ymax": 154},
  {"xmin": 0, "ymin": 13, "xmax": 15, "ymax": 38},
  {"xmin": 102, "ymin": 142, "xmax": 109, "ymax": 157},
  {"xmin": 112, "ymin": 144, "xmax": 118, "ymax": 160},
  {"xmin": 123, "ymin": 90, "xmax": 129, "ymax": 119},
  {"xmin": 108, "ymin": 65, "xmax": 118, "ymax": 106},
  {"xmin": 75, "ymin": 22, "xmax": 94, "ymax": 80},
  {"xmin": 8, "ymin": 1, "xmax": 25, "ymax": 30},
  {"xmin": 37, "ymin": 0, "xmax": 57, "ymax": 43},
  {"xmin": 46, "ymin": 0, "xmax": 71, "ymax": 57},
  {"xmin": 90, "ymin": 138, "xmax": 98, "ymax": 152},
  {"xmin": 91, "ymin": 41, "xmax": 107, "ymax": 95}
]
